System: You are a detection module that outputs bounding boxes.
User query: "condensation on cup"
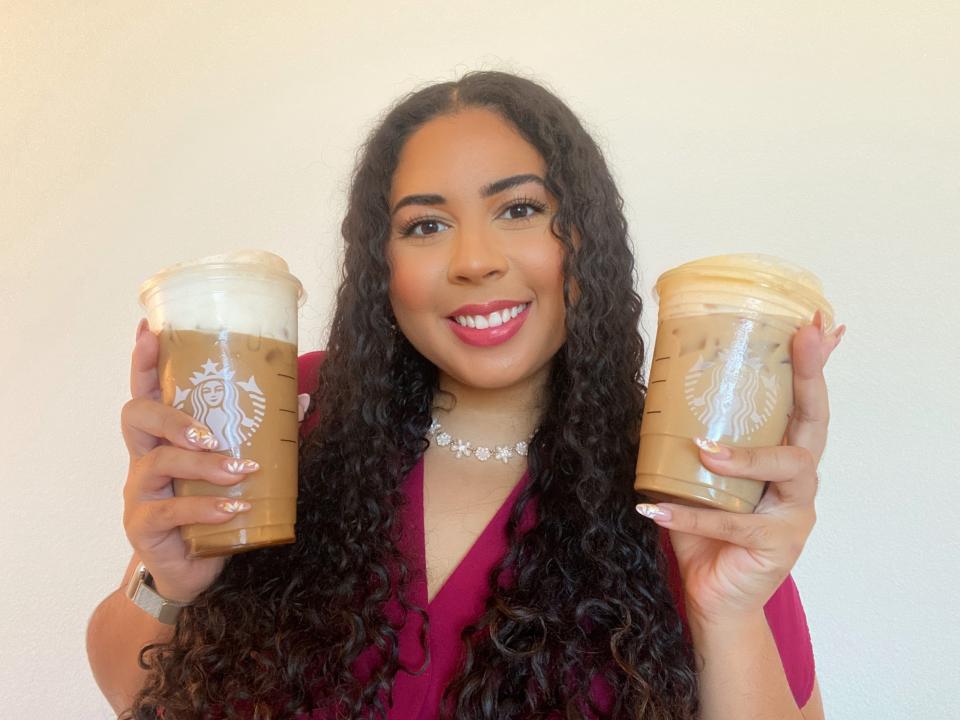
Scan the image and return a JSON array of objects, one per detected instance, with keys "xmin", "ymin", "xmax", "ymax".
[
  {"xmin": 138, "ymin": 250, "xmax": 306, "ymax": 557},
  {"xmin": 634, "ymin": 253, "xmax": 834, "ymax": 514}
]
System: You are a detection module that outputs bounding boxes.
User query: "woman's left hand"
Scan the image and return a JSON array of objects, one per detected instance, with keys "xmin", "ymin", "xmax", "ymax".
[{"xmin": 637, "ymin": 312, "xmax": 846, "ymax": 625}]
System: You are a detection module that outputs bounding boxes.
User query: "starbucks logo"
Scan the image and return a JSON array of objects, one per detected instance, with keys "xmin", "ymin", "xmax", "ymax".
[
  {"xmin": 173, "ymin": 359, "xmax": 266, "ymax": 451},
  {"xmin": 683, "ymin": 344, "xmax": 779, "ymax": 442}
]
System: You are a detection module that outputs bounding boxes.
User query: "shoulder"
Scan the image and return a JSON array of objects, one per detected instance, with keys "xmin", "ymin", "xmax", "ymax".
[
  {"xmin": 297, "ymin": 351, "xmax": 326, "ymax": 436},
  {"xmin": 297, "ymin": 350, "xmax": 326, "ymax": 395}
]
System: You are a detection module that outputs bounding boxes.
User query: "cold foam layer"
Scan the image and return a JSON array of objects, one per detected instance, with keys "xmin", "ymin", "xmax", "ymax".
[
  {"xmin": 655, "ymin": 253, "xmax": 834, "ymax": 332},
  {"xmin": 138, "ymin": 250, "xmax": 304, "ymax": 342}
]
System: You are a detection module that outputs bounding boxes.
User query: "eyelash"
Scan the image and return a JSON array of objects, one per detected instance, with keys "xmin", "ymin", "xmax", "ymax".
[{"xmin": 397, "ymin": 196, "xmax": 550, "ymax": 238}]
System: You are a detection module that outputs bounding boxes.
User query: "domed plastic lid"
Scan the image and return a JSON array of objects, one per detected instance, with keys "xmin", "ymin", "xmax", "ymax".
[
  {"xmin": 138, "ymin": 249, "xmax": 306, "ymax": 308},
  {"xmin": 655, "ymin": 253, "xmax": 834, "ymax": 330}
]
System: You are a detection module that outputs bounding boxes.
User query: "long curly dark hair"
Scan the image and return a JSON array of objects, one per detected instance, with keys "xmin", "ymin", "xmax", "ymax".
[{"xmin": 127, "ymin": 71, "xmax": 699, "ymax": 720}]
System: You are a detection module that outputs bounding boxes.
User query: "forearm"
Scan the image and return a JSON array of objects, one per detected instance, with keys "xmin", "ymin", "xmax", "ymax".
[
  {"xmin": 86, "ymin": 573, "xmax": 174, "ymax": 713},
  {"xmin": 688, "ymin": 610, "xmax": 802, "ymax": 720}
]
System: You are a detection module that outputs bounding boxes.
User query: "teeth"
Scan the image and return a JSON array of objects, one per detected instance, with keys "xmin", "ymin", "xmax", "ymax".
[{"xmin": 454, "ymin": 303, "xmax": 528, "ymax": 330}]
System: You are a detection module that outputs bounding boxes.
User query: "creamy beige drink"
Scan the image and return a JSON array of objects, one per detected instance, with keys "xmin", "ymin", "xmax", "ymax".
[
  {"xmin": 139, "ymin": 250, "xmax": 305, "ymax": 557},
  {"xmin": 635, "ymin": 254, "xmax": 834, "ymax": 513}
]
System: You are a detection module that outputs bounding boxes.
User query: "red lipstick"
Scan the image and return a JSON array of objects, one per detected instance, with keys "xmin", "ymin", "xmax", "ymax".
[
  {"xmin": 446, "ymin": 300, "xmax": 531, "ymax": 348},
  {"xmin": 448, "ymin": 299, "xmax": 528, "ymax": 317}
]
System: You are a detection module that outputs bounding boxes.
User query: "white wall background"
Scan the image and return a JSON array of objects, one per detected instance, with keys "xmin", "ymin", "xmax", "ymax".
[{"xmin": 2, "ymin": 2, "xmax": 957, "ymax": 717}]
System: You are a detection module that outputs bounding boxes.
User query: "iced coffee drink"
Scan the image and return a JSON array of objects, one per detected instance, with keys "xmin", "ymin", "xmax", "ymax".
[
  {"xmin": 139, "ymin": 250, "xmax": 305, "ymax": 556},
  {"xmin": 635, "ymin": 254, "xmax": 834, "ymax": 513}
]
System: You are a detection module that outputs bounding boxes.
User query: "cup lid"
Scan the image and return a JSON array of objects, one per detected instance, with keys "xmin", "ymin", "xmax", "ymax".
[
  {"xmin": 655, "ymin": 253, "xmax": 834, "ymax": 330},
  {"xmin": 138, "ymin": 249, "xmax": 306, "ymax": 308}
]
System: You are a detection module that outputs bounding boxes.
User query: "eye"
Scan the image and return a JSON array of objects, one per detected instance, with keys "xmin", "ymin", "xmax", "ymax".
[
  {"xmin": 399, "ymin": 216, "xmax": 450, "ymax": 238},
  {"xmin": 498, "ymin": 198, "xmax": 549, "ymax": 221}
]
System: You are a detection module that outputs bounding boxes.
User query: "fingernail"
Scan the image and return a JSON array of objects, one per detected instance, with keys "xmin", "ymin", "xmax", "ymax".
[
  {"xmin": 636, "ymin": 503, "xmax": 672, "ymax": 521},
  {"xmin": 217, "ymin": 499, "xmax": 251, "ymax": 514},
  {"xmin": 223, "ymin": 458, "xmax": 259, "ymax": 474},
  {"xmin": 694, "ymin": 437, "xmax": 732, "ymax": 459},
  {"xmin": 136, "ymin": 319, "xmax": 149, "ymax": 340},
  {"xmin": 835, "ymin": 325, "xmax": 846, "ymax": 345},
  {"xmin": 811, "ymin": 310, "xmax": 824, "ymax": 339},
  {"xmin": 185, "ymin": 425, "xmax": 219, "ymax": 449}
]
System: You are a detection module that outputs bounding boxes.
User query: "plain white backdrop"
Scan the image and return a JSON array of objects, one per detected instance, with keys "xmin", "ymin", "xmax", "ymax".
[{"xmin": 2, "ymin": 2, "xmax": 957, "ymax": 717}]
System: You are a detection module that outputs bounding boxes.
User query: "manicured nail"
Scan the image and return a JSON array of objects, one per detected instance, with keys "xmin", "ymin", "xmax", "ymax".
[
  {"xmin": 636, "ymin": 503, "xmax": 672, "ymax": 521},
  {"xmin": 694, "ymin": 437, "xmax": 732, "ymax": 459},
  {"xmin": 185, "ymin": 425, "xmax": 219, "ymax": 449},
  {"xmin": 217, "ymin": 499, "xmax": 251, "ymax": 513},
  {"xmin": 811, "ymin": 310, "xmax": 824, "ymax": 339},
  {"xmin": 136, "ymin": 319, "xmax": 149, "ymax": 340},
  {"xmin": 223, "ymin": 458, "xmax": 259, "ymax": 474}
]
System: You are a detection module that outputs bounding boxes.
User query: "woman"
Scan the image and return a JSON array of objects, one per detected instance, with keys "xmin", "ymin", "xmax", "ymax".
[{"xmin": 87, "ymin": 71, "xmax": 843, "ymax": 719}]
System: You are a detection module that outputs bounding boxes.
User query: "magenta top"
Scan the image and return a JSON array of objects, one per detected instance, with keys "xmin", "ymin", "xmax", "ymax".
[{"xmin": 296, "ymin": 351, "xmax": 815, "ymax": 717}]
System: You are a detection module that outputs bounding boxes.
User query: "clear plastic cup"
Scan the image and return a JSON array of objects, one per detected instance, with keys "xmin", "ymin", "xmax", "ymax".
[
  {"xmin": 634, "ymin": 253, "xmax": 834, "ymax": 513},
  {"xmin": 138, "ymin": 250, "xmax": 306, "ymax": 556}
]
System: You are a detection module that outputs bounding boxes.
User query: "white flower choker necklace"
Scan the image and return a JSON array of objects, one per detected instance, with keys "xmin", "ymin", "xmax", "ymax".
[{"xmin": 427, "ymin": 417, "xmax": 533, "ymax": 464}]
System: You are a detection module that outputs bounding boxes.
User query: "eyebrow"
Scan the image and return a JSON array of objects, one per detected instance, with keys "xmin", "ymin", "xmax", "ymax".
[{"xmin": 390, "ymin": 173, "xmax": 545, "ymax": 216}]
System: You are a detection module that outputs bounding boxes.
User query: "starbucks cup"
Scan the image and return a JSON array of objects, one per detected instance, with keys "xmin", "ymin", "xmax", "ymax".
[
  {"xmin": 138, "ymin": 250, "xmax": 306, "ymax": 557},
  {"xmin": 634, "ymin": 254, "xmax": 834, "ymax": 514}
]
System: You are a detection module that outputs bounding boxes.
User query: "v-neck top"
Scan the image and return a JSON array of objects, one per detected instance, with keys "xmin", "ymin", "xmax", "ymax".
[{"xmin": 296, "ymin": 351, "xmax": 815, "ymax": 717}]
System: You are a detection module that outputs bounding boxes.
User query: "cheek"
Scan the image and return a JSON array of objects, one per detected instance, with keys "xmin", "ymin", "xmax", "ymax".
[{"xmin": 388, "ymin": 249, "xmax": 435, "ymax": 315}]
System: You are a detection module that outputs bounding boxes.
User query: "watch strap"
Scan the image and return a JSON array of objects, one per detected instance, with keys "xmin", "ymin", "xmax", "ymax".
[{"xmin": 126, "ymin": 562, "xmax": 188, "ymax": 625}]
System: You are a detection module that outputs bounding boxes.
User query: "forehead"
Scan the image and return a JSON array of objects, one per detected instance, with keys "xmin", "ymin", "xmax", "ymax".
[{"xmin": 390, "ymin": 108, "xmax": 546, "ymax": 200}]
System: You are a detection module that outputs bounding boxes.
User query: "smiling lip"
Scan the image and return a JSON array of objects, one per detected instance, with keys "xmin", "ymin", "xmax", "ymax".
[
  {"xmin": 448, "ymin": 299, "xmax": 528, "ymax": 317},
  {"xmin": 446, "ymin": 300, "xmax": 531, "ymax": 347}
]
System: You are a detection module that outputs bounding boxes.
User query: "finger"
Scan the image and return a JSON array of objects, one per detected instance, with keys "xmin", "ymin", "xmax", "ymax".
[
  {"xmin": 785, "ymin": 319, "xmax": 831, "ymax": 463},
  {"xmin": 297, "ymin": 393, "xmax": 311, "ymax": 423},
  {"xmin": 126, "ymin": 445, "xmax": 258, "ymax": 500},
  {"xmin": 128, "ymin": 495, "xmax": 252, "ymax": 540},
  {"xmin": 130, "ymin": 319, "xmax": 161, "ymax": 400},
  {"xmin": 635, "ymin": 502, "xmax": 774, "ymax": 549},
  {"xmin": 694, "ymin": 438, "xmax": 818, "ymax": 506},
  {"xmin": 122, "ymin": 395, "xmax": 220, "ymax": 460},
  {"xmin": 124, "ymin": 321, "xmax": 165, "ymax": 458}
]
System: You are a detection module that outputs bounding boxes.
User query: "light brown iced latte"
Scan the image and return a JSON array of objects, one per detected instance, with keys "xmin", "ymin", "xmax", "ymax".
[
  {"xmin": 635, "ymin": 254, "xmax": 834, "ymax": 513},
  {"xmin": 157, "ymin": 328, "xmax": 300, "ymax": 556}
]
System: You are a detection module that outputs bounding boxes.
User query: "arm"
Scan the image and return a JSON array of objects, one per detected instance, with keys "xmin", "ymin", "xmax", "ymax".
[
  {"xmin": 86, "ymin": 553, "xmax": 174, "ymax": 714},
  {"xmin": 689, "ymin": 611, "xmax": 815, "ymax": 720},
  {"xmin": 637, "ymin": 317, "xmax": 841, "ymax": 719}
]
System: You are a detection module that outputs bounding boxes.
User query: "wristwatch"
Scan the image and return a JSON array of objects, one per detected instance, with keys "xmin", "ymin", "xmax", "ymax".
[{"xmin": 125, "ymin": 562, "xmax": 189, "ymax": 625}]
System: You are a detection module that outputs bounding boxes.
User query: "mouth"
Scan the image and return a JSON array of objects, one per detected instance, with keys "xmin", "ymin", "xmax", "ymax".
[{"xmin": 446, "ymin": 301, "xmax": 531, "ymax": 347}]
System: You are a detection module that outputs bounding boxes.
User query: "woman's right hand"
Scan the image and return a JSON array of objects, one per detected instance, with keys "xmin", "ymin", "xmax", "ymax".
[{"xmin": 120, "ymin": 319, "xmax": 258, "ymax": 603}]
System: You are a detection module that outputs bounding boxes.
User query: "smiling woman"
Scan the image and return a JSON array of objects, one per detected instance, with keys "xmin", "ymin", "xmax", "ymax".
[{"xmin": 88, "ymin": 70, "xmax": 831, "ymax": 720}]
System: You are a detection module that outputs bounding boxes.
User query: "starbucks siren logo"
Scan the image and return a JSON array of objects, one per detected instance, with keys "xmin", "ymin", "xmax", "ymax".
[
  {"xmin": 683, "ymin": 344, "xmax": 779, "ymax": 442},
  {"xmin": 173, "ymin": 359, "xmax": 266, "ymax": 450}
]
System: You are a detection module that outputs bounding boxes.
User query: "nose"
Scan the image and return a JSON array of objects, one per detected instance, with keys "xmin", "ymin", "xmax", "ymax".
[{"xmin": 447, "ymin": 224, "xmax": 508, "ymax": 284}]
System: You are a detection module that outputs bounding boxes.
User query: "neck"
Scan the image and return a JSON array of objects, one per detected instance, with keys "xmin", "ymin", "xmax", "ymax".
[{"xmin": 433, "ymin": 363, "xmax": 550, "ymax": 445}]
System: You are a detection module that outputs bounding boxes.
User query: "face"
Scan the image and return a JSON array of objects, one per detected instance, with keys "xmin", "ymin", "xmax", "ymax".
[
  {"xmin": 387, "ymin": 108, "xmax": 567, "ymax": 391},
  {"xmin": 201, "ymin": 381, "xmax": 224, "ymax": 407}
]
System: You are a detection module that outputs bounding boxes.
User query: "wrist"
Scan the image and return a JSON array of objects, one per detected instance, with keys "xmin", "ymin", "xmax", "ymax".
[
  {"xmin": 125, "ymin": 564, "xmax": 192, "ymax": 624},
  {"xmin": 151, "ymin": 576, "xmax": 200, "ymax": 605},
  {"xmin": 685, "ymin": 603, "xmax": 768, "ymax": 644}
]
